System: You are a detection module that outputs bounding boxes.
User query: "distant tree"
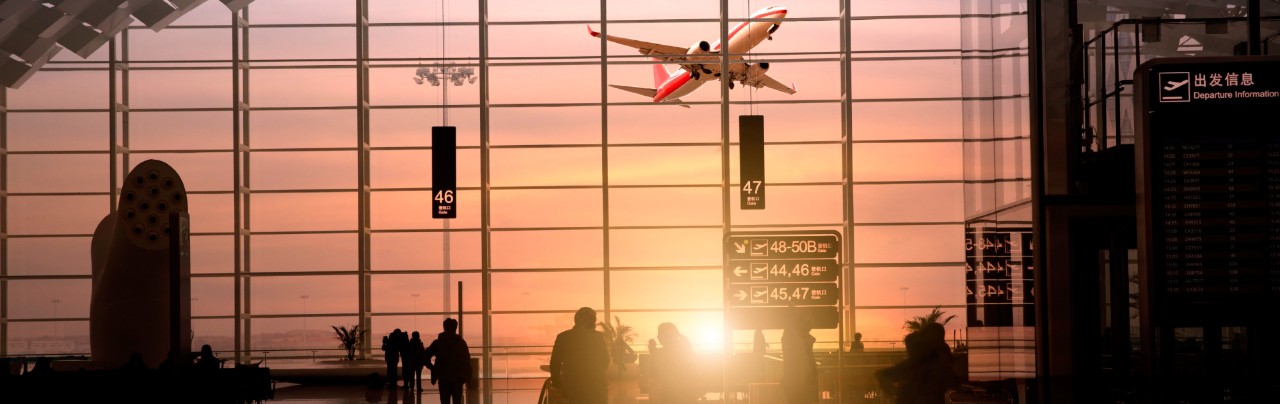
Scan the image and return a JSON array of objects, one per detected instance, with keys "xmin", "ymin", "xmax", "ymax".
[
  {"xmin": 905, "ymin": 306, "xmax": 956, "ymax": 332},
  {"xmin": 332, "ymin": 324, "xmax": 366, "ymax": 361}
]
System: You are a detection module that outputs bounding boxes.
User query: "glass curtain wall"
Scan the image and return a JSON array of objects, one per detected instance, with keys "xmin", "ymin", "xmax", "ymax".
[{"xmin": 0, "ymin": 0, "xmax": 1029, "ymax": 386}]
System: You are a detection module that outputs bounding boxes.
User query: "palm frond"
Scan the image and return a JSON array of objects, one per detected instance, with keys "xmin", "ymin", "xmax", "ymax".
[{"xmin": 904, "ymin": 306, "xmax": 954, "ymax": 332}]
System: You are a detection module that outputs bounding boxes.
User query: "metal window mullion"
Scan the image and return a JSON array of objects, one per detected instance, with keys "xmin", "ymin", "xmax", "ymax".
[
  {"xmin": 1, "ymin": 81, "xmax": 7, "ymax": 357},
  {"xmin": 109, "ymin": 39, "xmax": 120, "ymax": 212},
  {"xmin": 232, "ymin": 6, "xmax": 253, "ymax": 364},
  {"xmin": 121, "ymin": 29, "xmax": 132, "ymax": 190},
  {"xmin": 356, "ymin": 0, "xmax": 373, "ymax": 360},
  {"xmin": 717, "ymin": 0, "xmax": 730, "ymax": 397},
  {"xmin": 599, "ymin": 0, "xmax": 611, "ymax": 338},
  {"xmin": 838, "ymin": 1, "xmax": 852, "ymax": 399},
  {"xmin": 479, "ymin": 0, "xmax": 493, "ymax": 401}
]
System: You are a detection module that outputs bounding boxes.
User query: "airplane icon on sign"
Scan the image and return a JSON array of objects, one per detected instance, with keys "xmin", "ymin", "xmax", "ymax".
[
  {"xmin": 1164, "ymin": 79, "xmax": 1189, "ymax": 91},
  {"xmin": 750, "ymin": 285, "xmax": 769, "ymax": 303},
  {"xmin": 750, "ymin": 239, "xmax": 768, "ymax": 257},
  {"xmin": 750, "ymin": 263, "xmax": 768, "ymax": 280}
]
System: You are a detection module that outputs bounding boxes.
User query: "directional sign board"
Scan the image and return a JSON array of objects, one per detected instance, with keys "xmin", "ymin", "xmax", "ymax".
[
  {"xmin": 725, "ymin": 231, "xmax": 842, "ymax": 329},
  {"xmin": 728, "ymin": 283, "xmax": 840, "ymax": 306},
  {"xmin": 726, "ymin": 259, "xmax": 839, "ymax": 283}
]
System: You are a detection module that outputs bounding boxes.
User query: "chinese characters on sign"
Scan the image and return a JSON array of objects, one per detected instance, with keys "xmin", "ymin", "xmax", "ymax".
[
  {"xmin": 432, "ymin": 126, "xmax": 457, "ymax": 219},
  {"xmin": 1140, "ymin": 57, "xmax": 1280, "ymax": 310},
  {"xmin": 725, "ymin": 231, "xmax": 842, "ymax": 329}
]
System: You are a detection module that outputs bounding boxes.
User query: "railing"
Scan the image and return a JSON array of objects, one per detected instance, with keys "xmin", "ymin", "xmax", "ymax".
[{"xmin": 1081, "ymin": 17, "xmax": 1280, "ymax": 152}]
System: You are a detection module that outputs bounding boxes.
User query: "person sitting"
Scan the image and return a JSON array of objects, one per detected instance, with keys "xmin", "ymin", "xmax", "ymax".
[{"xmin": 195, "ymin": 344, "xmax": 223, "ymax": 370}]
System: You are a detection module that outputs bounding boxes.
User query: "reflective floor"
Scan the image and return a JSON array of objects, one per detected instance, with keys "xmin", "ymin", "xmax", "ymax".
[{"xmin": 272, "ymin": 381, "xmax": 543, "ymax": 404}]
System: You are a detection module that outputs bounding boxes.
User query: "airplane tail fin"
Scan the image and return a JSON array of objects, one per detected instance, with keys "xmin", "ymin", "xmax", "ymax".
[{"xmin": 652, "ymin": 58, "xmax": 671, "ymax": 88}]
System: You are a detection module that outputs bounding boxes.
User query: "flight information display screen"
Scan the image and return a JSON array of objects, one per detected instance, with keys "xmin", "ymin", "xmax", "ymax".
[{"xmin": 1137, "ymin": 57, "xmax": 1280, "ymax": 306}]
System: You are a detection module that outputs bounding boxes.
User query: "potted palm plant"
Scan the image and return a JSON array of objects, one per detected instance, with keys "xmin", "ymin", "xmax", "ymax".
[
  {"xmin": 905, "ymin": 306, "xmax": 956, "ymax": 332},
  {"xmin": 331, "ymin": 324, "xmax": 365, "ymax": 361},
  {"xmin": 597, "ymin": 315, "xmax": 638, "ymax": 371}
]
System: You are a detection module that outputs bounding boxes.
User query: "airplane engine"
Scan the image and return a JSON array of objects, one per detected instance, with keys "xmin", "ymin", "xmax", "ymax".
[
  {"xmin": 746, "ymin": 62, "xmax": 770, "ymax": 79},
  {"xmin": 688, "ymin": 40, "xmax": 711, "ymax": 55}
]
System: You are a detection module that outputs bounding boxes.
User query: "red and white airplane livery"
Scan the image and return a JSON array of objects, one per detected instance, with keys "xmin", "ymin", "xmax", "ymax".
[{"xmin": 588, "ymin": 5, "xmax": 797, "ymax": 105}]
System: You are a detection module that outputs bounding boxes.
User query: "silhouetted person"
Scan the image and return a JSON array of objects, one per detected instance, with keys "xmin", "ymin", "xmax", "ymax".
[
  {"xmin": 401, "ymin": 330, "xmax": 416, "ymax": 389},
  {"xmin": 407, "ymin": 331, "xmax": 426, "ymax": 391},
  {"xmin": 121, "ymin": 352, "xmax": 149, "ymax": 372},
  {"xmin": 550, "ymin": 307, "xmax": 609, "ymax": 404},
  {"xmin": 384, "ymin": 333, "xmax": 399, "ymax": 388},
  {"xmin": 849, "ymin": 332, "xmax": 865, "ymax": 353},
  {"xmin": 647, "ymin": 322, "xmax": 699, "ymax": 404},
  {"xmin": 425, "ymin": 318, "xmax": 472, "ymax": 404},
  {"xmin": 392, "ymin": 329, "xmax": 409, "ymax": 386},
  {"xmin": 195, "ymin": 344, "xmax": 221, "ymax": 370},
  {"xmin": 781, "ymin": 315, "xmax": 818, "ymax": 404},
  {"xmin": 28, "ymin": 357, "xmax": 54, "ymax": 376},
  {"xmin": 874, "ymin": 326, "xmax": 960, "ymax": 404}
]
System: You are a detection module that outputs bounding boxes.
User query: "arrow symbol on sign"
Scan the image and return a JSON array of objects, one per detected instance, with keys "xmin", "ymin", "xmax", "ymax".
[
  {"xmin": 733, "ymin": 266, "xmax": 746, "ymax": 277},
  {"xmin": 734, "ymin": 241, "xmax": 747, "ymax": 254},
  {"xmin": 734, "ymin": 290, "xmax": 748, "ymax": 301}
]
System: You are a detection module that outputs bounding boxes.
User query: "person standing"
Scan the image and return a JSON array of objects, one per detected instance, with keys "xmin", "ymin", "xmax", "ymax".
[
  {"xmin": 781, "ymin": 314, "xmax": 818, "ymax": 404},
  {"xmin": 425, "ymin": 318, "xmax": 472, "ymax": 404},
  {"xmin": 383, "ymin": 333, "xmax": 399, "ymax": 388},
  {"xmin": 407, "ymin": 331, "xmax": 427, "ymax": 391},
  {"xmin": 392, "ymin": 329, "xmax": 410, "ymax": 388},
  {"xmin": 647, "ymin": 322, "xmax": 699, "ymax": 404},
  {"xmin": 549, "ymin": 307, "xmax": 609, "ymax": 404},
  {"xmin": 849, "ymin": 332, "xmax": 865, "ymax": 353}
]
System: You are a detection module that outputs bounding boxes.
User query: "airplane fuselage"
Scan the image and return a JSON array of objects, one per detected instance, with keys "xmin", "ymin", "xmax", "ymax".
[{"xmin": 653, "ymin": 7, "xmax": 787, "ymax": 102}]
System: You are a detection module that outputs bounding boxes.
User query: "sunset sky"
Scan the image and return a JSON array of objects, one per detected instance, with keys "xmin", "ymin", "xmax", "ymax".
[{"xmin": 1, "ymin": 0, "xmax": 1030, "ymax": 372}]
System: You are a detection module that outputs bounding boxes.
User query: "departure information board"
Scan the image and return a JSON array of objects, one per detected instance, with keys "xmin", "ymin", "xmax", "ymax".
[
  {"xmin": 1137, "ymin": 57, "xmax": 1280, "ymax": 307},
  {"xmin": 725, "ymin": 231, "xmax": 841, "ymax": 329}
]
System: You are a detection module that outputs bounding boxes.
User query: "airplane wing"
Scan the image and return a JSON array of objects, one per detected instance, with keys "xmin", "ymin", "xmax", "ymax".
[
  {"xmin": 588, "ymin": 26, "xmax": 688, "ymax": 58},
  {"xmin": 746, "ymin": 73, "xmax": 797, "ymax": 95},
  {"xmin": 608, "ymin": 84, "xmax": 657, "ymax": 98}
]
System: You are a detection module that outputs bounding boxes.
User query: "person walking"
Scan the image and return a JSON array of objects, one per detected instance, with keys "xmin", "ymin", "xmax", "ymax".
[
  {"xmin": 549, "ymin": 307, "xmax": 609, "ymax": 404},
  {"xmin": 424, "ymin": 318, "xmax": 472, "ymax": 404}
]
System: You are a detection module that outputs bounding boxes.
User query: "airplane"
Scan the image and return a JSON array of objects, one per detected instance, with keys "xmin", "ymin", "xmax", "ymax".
[{"xmin": 587, "ymin": 5, "xmax": 797, "ymax": 106}]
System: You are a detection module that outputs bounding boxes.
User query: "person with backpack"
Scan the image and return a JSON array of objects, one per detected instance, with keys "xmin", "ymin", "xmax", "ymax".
[{"xmin": 424, "ymin": 318, "xmax": 472, "ymax": 404}]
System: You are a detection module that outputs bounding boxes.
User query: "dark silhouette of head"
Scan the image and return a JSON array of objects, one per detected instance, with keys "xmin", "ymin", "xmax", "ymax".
[
  {"xmin": 200, "ymin": 344, "xmax": 213, "ymax": 356},
  {"xmin": 657, "ymin": 322, "xmax": 682, "ymax": 347},
  {"xmin": 854, "ymin": 332, "xmax": 863, "ymax": 341},
  {"xmin": 574, "ymin": 307, "xmax": 597, "ymax": 328},
  {"xmin": 412, "ymin": 331, "xmax": 420, "ymax": 339},
  {"xmin": 443, "ymin": 318, "xmax": 458, "ymax": 333},
  {"xmin": 922, "ymin": 322, "xmax": 945, "ymax": 342},
  {"xmin": 904, "ymin": 331, "xmax": 928, "ymax": 359}
]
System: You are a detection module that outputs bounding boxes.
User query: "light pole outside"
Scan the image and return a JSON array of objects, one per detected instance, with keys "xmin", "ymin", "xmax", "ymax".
[
  {"xmin": 411, "ymin": 293, "xmax": 421, "ymax": 330},
  {"xmin": 300, "ymin": 295, "xmax": 310, "ymax": 348},
  {"xmin": 900, "ymin": 287, "xmax": 909, "ymax": 328},
  {"xmin": 51, "ymin": 299, "xmax": 61, "ymax": 338},
  {"xmin": 413, "ymin": 57, "xmax": 476, "ymax": 317}
]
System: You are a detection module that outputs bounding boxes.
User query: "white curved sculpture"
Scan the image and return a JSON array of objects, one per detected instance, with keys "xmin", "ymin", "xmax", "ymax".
[{"xmin": 90, "ymin": 160, "xmax": 190, "ymax": 368}]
